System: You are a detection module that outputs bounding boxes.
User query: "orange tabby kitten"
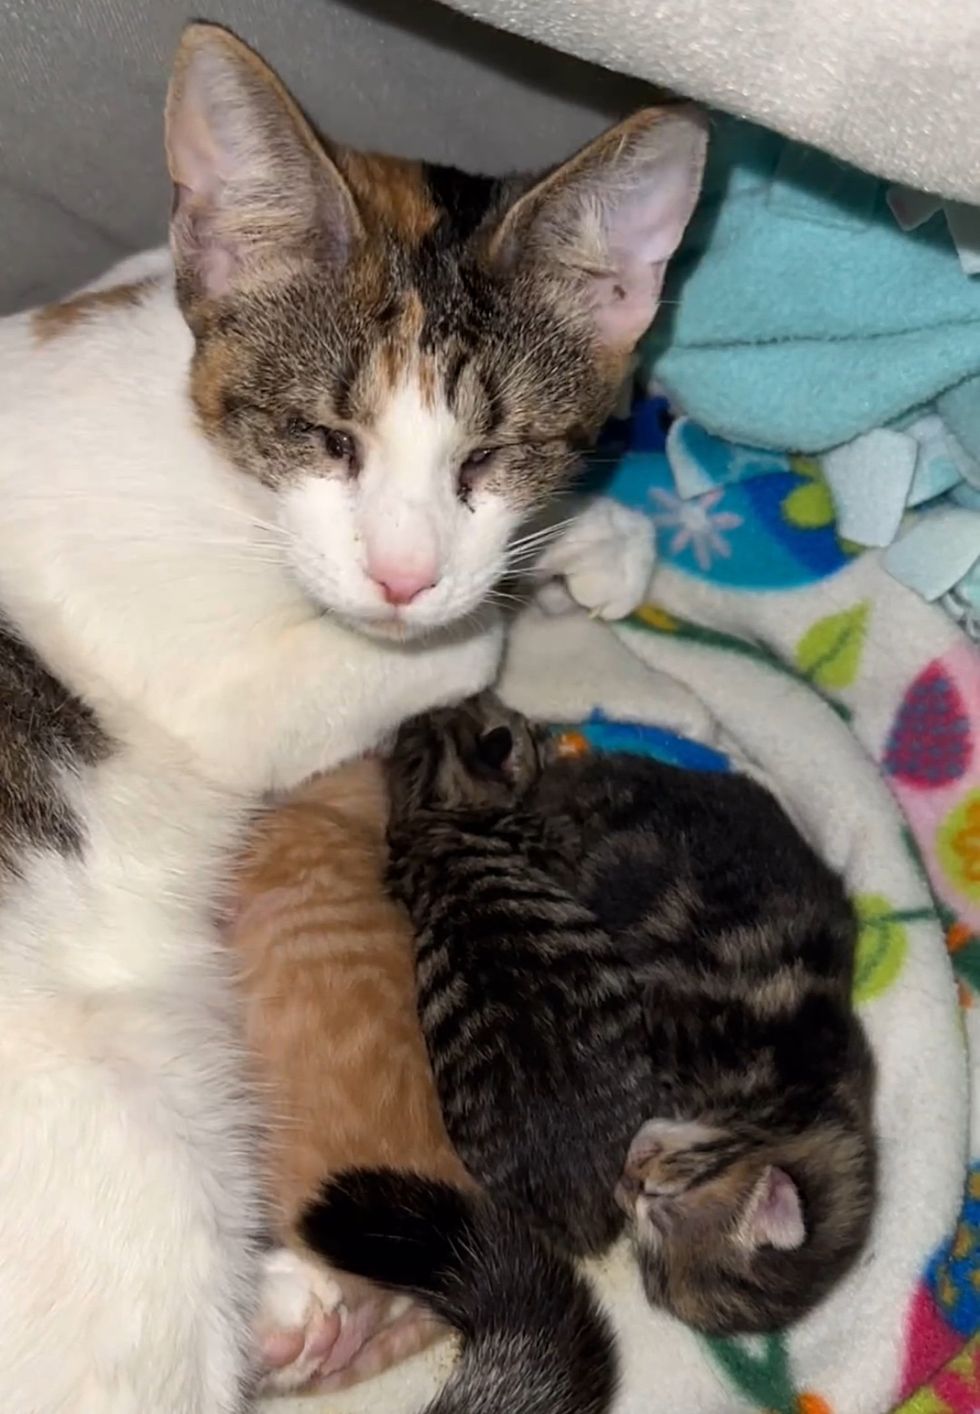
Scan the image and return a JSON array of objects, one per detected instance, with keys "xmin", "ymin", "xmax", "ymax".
[{"xmin": 228, "ymin": 757, "xmax": 471, "ymax": 1394}]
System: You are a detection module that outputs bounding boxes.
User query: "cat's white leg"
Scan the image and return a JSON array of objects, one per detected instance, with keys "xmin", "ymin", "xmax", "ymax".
[
  {"xmin": 179, "ymin": 610, "xmax": 504, "ymax": 793},
  {"xmin": 532, "ymin": 497, "xmax": 657, "ymax": 622},
  {"xmin": 0, "ymin": 983, "xmax": 259, "ymax": 1414},
  {"xmin": 501, "ymin": 606, "xmax": 717, "ymax": 744}
]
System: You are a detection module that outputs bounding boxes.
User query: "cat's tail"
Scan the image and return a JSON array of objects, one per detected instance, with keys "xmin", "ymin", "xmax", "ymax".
[{"xmin": 300, "ymin": 1169, "xmax": 617, "ymax": 1414}]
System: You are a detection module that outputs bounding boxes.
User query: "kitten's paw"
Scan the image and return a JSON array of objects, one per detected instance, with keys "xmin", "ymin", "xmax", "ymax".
[
  {"xmin": 535, "ymin": 499, "xmax": 655, "ymax": 621},
  {"xmin": 256, "ymin": 1247, "xmax": 345, "ymax": 1394}
]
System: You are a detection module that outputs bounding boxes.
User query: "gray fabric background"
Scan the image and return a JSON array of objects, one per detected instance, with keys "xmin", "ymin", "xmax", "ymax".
[
  {"xmin": 0, "ymin": 0, "xmax": 652, "ymax": 314},
  {"xmin": 448, "ymin": 0, "xmax": 980, "ymax": 206}
]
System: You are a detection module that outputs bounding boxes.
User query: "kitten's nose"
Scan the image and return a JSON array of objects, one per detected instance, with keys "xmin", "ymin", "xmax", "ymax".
[{"xmin": 367, "ymin": 555, "xmax": 439, "ymax": 606}]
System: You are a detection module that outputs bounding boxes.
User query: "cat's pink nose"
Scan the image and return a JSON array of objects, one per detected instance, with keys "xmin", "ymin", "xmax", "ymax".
[{"xmin": 368, "ymin": 563, "xmax": 438, "ymax": 606}]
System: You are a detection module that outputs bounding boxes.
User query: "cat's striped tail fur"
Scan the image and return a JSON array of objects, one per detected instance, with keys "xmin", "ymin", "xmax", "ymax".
[{"xmin": 301, "ymin": 1169, "xmax": 617, "ymax": 1414}]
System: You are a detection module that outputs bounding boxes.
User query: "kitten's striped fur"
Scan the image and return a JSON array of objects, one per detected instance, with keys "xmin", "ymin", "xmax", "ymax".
[
  {"xmin": 383, "ymin": 699, "xmax": 652, "ymax": 1256},
  {"xmin": 305, "ymin": 1171, "xmax": 617, "ymax": 1414},
  {"xmin": 533, "ymin": 749, "xmax": 876, "ymax": 1333},
  {"xmin": 316, "ymin": 695, "xmax": 875, "ymax": 1342},
  {"xmin": 227, "ymin": 760, "xmax": 469, "ymax": 1393}
]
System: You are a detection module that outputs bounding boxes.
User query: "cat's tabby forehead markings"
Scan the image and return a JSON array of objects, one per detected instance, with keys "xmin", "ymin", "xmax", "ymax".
[
  {"xmin": 187, "ymin": 153, "xmax": 603, "ymax": 482},
  {"xmin": 167, "ymin": 22, "xmax": 706, "ymax": 631},
  {"xmin": 334, "ymin": 153, "xmax": 443, "ymax": 246}
]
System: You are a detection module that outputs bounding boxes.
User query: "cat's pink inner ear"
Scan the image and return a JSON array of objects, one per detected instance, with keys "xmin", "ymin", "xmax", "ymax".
[
  {"xmin": 165, "ymin": 24, "xmax": 359, "ymax": 300},
  {"xmin": 589, "ymin": 127, "xmax": 707, "ymax": 347},
  {"xmin": 493, "ymin": 107, "xmax": 707, "ymax": 353},
  {"xmin": 741, "ymin": 1166, "xmax": 806, "ymax": 1251}
]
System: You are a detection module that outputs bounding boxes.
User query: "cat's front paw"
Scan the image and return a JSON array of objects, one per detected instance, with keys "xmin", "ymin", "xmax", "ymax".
[
  {"xmin": 256, "ymin": 1247, "xmax": 346, "ymax": 1394},
  {"xmin": 535, "ymin": 499, "xmax": 655, "ymax": 621}
]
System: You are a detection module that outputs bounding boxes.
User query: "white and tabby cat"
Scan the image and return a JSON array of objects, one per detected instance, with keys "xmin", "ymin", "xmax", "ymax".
[{"xmin": 0, "ymin": 21, "xmax": 705, "ymax": 1412}]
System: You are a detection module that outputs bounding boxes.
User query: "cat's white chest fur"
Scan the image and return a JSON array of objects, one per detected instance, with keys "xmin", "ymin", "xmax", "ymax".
[
  {"xmin": 0, "ymin": 740, "xmax": 262, "ymax": 1410},
  {"xmin": 0, "ymin": 278, "xmax": 501, "ymax": 1411}
]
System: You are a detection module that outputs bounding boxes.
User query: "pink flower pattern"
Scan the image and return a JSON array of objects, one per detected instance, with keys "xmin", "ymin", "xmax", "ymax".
[{"xmin": 648, "ymin": 487, "xmax": 744, "ymax": 570}]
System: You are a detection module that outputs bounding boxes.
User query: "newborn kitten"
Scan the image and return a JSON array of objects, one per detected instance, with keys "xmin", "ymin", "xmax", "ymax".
[
  {"xmin": 533, "ymin": 747, "xmax": 876, "ymax": 1334},
  {"xmin": 228, "ymin": 759, "xmax": 470, "ymax": 1393},
  {"xmin": 383, "ymin": 697, "xmax": 653, "ymax": 1257},
  {"xmin": 386, "ymin": 696, "xmax": 876, "ymax": 1334}
]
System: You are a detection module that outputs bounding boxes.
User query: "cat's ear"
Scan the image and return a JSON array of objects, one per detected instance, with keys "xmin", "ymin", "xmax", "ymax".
[
  {"xmin": 490, "ymin": 107, "xmax": 707, "ymax": 351},
  {"xmin": 739, "ymin": 1167, "xmax": 806, "ymax": 1252},
  {"xmin": 165, "ymin": 23, "xmax": 362, "ymax": 303}
]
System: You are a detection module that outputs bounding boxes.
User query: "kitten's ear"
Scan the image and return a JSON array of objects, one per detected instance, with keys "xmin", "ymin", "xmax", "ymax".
[
  {"xmin": 165, "ymin": 23, "xmax": 362, "ymax": 303},
  {"xmin": 490, "ymin": 107, "xmax": 707, "ymax": 351},
  {"xmin": 739, "ymin": 1167, "xmax": 806, "ymax": 1252},
  {"xmin": 477, "ymin": 727, "xmax": 515, "ymax": 773}
]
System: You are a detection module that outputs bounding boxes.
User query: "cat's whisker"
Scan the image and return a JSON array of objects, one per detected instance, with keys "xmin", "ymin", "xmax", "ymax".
[
  {"xmin": 505, "ymin": 521, "xmax": 577, "ymax": 558},
  {"xmin": 506, "ymin": 532, "xmax": 571, "ymax": 557},
  {"xmin": 510, "ymin": 516, "xmax": 578, "ymax": 545},
  {"xmin": 486, "ymin": 589, "xmax": 529, "ymax": 609}
]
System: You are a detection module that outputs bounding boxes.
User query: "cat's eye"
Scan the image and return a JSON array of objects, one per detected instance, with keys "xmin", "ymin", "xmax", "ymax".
[
  {"xmin": 319, "ymin": 427, "xmax": 359, "ymax": 471},
  {"xmin": 458, "ymin": 447, "xmax": 496, "ymax": 504},
  {"xmin": 288, "ymin": 418, "xmax": 359, "ymax": 473},
  {"xmin": 462, "ymin": 447, "xmax": 495, "ymax": 472}
]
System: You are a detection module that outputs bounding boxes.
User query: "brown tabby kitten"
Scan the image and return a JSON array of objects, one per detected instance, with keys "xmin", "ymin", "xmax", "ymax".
[
  {"xmin": 381, "ymin": 700, "xmax": 651, "ymax": 1259},
  {"xmin": 308, "ymin": 694, "xmax": 875, "ymax": 1340},
  {"xmin": 228, "ymin": 759, "xmax": 470, "ymax": 1393},
  {"xmin": 531, "ymin": 739, "xmax": 877, "ymax": 1335}
]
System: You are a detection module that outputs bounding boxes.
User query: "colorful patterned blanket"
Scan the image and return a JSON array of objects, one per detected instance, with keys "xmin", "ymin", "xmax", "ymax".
[
  {"xmin": 601, "ymin": 392, "xmax": 980, "ymax": 1413},
  {"xmin": 290, "ymin": 393, "xmax": 980, "ymax": 1414}
]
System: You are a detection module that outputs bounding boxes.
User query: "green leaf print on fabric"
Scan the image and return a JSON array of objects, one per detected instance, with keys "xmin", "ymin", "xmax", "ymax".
[
  {"xmin": 705, "ymin": 1333, "xmax": 796, "ymax": 1411},
  {"xmin": 704, "ymin": 1334, "xmax": 834, "ymax": 1414},
  {"xmin": 782, "ymin": 458, "xmax": 835, "ymax": 530},
  {"xmin": 795, "ymin": 603, "xmax": 870, "ymax": 691},
  {"xmin": 851, "ymin": 894, "xmax": 934, "ymax": 1002}
]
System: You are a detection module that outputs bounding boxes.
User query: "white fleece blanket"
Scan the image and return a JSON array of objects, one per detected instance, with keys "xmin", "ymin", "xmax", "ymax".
[
  {"xmin": 278, "ymin": 396, "xmax": 980, "ymax": 1414},
  {"xmin": 440, "ymin": 0, "xmax": 980, "ymax": 202}
]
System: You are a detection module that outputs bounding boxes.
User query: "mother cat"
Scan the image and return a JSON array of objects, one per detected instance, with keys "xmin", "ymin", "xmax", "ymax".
[{"xmin": 0, "ymin": 21, "xmax": 705, "ymax": 1413}]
